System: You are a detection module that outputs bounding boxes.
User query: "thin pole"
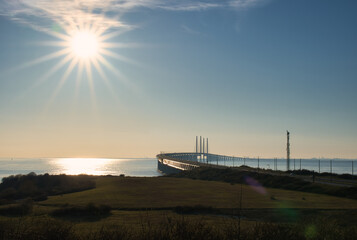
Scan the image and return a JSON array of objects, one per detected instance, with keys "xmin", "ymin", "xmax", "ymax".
[
  {"xmin": 287, "ymin": 131, "xmax": 290, "ymax": 171},
  {"xmin": 205, "ymin": 141, "xmax": 207, "ymax": 162},
  {"xmin": 200, "ymin": 136, "xmax": 202, "ymax": 154},
  {"xmin": 196, "ymin": 136, "xmax": 198, "ymax": 153},
  {"xmin": 200, "ymin": 136, "xmax": 202, "ymax": 162},
  {"xmin": 319, "ymin": 159, "xmax": 320, "ymax": 173},
  {"xmin": 203, "ymin": 138, "xmax": 205, "ymax": 161},
  {"xmin": 258, "ymin": 157, "xmax": 260, "ymax": 169},
  {"xmin": 205, "ymin": 140, "xmax": 207, "ymax": 163},
  {"xmin": 206, "ymin": 138, "xmax": 208, "ymax": 154}
]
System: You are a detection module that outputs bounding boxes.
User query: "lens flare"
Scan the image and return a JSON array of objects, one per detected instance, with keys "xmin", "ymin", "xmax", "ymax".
[
  {"xmin": 244, "ymin": 176, "xmax": 267, "ymax": 195},
  {"xmin": 276, "ymin": 201, "xmax": 299, "ymax": 222}
]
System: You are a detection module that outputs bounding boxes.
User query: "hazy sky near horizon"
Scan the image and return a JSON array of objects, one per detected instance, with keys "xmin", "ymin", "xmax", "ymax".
[{"xmin": 0, "ymin": 0, "xmax": 356, "ymax": 158}]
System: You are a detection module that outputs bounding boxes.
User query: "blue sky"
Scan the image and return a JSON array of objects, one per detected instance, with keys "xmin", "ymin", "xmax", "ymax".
[{"xmin": 0, "ymin": 0, "xmax": 356, "ymax": 158}]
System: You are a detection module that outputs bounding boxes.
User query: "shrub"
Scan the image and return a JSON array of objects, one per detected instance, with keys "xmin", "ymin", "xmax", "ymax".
[
  {"xmin": 0, "ymin": 173, "xmax": 96, "ymax": 203},
  {"xmin": 173, "ymin": 205, "xmax": 213, "ymax": 214},
  {"xmin": 52, "ymin": 203, "xmax": 111, "ymax": 218},
  {"xmin": 0, "ymin": 199, "xmax": 33, "ymax": 216},
  {"xmin": 0, "ymin": 218, "xmax": 74, "ymax": 240}
]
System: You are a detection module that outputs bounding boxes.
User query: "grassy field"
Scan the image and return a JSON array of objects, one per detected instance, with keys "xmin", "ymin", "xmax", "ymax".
[
  {"xmin": 1, "ymin": 175, "xmax": 357, "ymax": 239},
  {"xmin": 42, "ymin": 176, "xmax": 357, "ymax": 210}
]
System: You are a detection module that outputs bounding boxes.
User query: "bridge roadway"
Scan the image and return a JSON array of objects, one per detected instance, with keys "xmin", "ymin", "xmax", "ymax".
[
  {"xmin": 156, "ymin": 152, "xmax": 357, "ymax": 187},
  {"xmin": 157, "ymin": 152, "xmax": 231, "ymax": 174},
  {"xmin": 157, "ymin": 152, "xmax": 242, "ymax": 169}
]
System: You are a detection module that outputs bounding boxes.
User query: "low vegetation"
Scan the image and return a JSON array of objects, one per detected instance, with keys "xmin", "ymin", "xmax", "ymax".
[
  {"xmin": 169, "ymin": 167, "xmax": 357, "ymax": 199},
  {"xmin": 0, "ymin": 215, "xmax": 356, "ymax": 240},
  {"xmin": 0, "ymin": 174, "xmax": 356, "ymax": 239},
  {"xmin": 0, "ymin": 199, "xmax": 33, "ymax": 216},
  {"xmin": 41, "ymin": 176, "xmax": 357, "ymax": 210},
  {"xmin": 0, "ymin": 173, "xmax": 96, "ymax": 204},
  {"xmin": 173, "ymin": 205, "xmax": 213, "ymax": 214},
  {"xmin": 52, "ymin": 203, "xmax": 111, "ymax": 219}
]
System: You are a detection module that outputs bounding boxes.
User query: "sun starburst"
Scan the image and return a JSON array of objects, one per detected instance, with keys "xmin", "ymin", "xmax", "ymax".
[
  {"xmin": 70, "ymin": 31, "xmax": 99, "ymax": 59},
  {"xmin": 16, "ymin": 20, "xmax": 138, "ymax": 111}
]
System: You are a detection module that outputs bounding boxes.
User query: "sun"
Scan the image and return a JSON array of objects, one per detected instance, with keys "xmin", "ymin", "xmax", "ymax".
[
  {"xmin": 18, "ymin": 22, "xmax": 139, "ymax": 109},
  {"xmin": 70, "ymin": 31, "xmax": 99, "ymax": 59}
]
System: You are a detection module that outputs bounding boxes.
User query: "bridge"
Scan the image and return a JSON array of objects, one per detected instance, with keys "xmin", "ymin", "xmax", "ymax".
[
  {"xmin": 156, "ymin": 137, "xmax": 356, "ymax": 185},
  {"xmin": 157, "ymin": 136, "xmax": 261, "ymax": 174},
  {"xmin": 156, "ymin": 152, "xmax": 244, "ymax": 174},
  {"xmin": 156, "ymin": 152, "xmax": 357, "ymax": 187}
]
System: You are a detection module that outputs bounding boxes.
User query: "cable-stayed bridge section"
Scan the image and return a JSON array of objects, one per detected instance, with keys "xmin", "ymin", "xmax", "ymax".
[
  {"xmin": 157, "ymin": 137, "xmax": 357, "ymax": 188},
  {"xmin": 157, "ymin": 152, "xmax": 240, "ymax": 174},
  {"xmin": 157, "ymin": 136, "xmax": 250, "ymax": 174}
]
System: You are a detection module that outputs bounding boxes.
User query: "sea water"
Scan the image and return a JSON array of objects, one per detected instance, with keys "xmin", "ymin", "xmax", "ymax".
[
  {"xmin": 0, "ymin": 157, "xmax": 356, "ymax": 181},
  {"xmin": 0, "ymin": 158, "xmax": 162, "ymax": 180}
]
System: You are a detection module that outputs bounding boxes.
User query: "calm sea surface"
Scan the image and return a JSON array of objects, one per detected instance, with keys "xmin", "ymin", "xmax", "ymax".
[
  {"xmin": 0, "ymin": 158, "xmax": 162, "ymax": 180},
  {"xmin": 0, "ymin": 157, "xmax": 356, "ymax": 181}
]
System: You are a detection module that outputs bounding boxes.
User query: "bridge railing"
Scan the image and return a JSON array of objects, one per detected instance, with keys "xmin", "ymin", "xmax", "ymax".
[
  {"xmin": 157, "ymin": 152, "xmax": 246, "ymax": 167},
  {"xmin": 158, "ymin": 158, "xmax": 198, "ymax": 171},
  {"xmin": 157, "ymin": 152, "xmax": 357, "ymax": 176}
]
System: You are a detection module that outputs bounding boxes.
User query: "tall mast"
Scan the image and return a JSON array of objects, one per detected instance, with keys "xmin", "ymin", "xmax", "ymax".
[
  {"xmin": 200, "ymin": 136, "xmax": 202, "ymax": 154},
  {"xmin": 287, "ymin": 130, "xmax": 290, "ymax": 171},
  {"xmin": 206, "ymin": 138, "xmax": 208, "ymax": 154}
]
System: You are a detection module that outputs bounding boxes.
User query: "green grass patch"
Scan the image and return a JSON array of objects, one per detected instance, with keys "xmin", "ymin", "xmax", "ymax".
[
  {"xmin": 169, "ymin": 167, "xmax": 357, "ymax": 199},
  {"xmin": 42, "ymin": 176, "xmax": 357, "ymax": 211}
]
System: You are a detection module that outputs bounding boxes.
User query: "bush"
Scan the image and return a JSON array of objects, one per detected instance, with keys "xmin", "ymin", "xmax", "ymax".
[
  {"xmin": 0, "ymin": 218, "xmax": 74, "ymax": 240},
  {"xmin": 0, "ymin": 173, "xmax": 96, "ymax": 203},
  {"xmin": 173, "ymin": 205, "xmax": 213, "ymax": 214},
  {"xmin": 52, "ymin": 203, "xmax": 111, "ymax": 218},
  {"xmin": 0, "ymin": 199, "xmax": 33, "ymax": 216}
]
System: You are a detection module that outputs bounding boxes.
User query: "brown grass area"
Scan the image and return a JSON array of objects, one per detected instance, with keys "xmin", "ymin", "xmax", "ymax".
[{"xmin": 72, "ymin": 210, "xmax": 250, "ymax": 233}]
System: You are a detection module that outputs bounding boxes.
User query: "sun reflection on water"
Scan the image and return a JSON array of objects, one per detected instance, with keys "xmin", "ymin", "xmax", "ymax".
[{"xmin": 54, "ymin": 158, "xmax": 115, "ymax": 175}]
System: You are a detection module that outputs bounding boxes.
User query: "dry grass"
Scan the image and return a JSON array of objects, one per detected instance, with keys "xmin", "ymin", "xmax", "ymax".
[{"xmin": 0, "ymin": 213, "xmax": 356, "ymax": 240}]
